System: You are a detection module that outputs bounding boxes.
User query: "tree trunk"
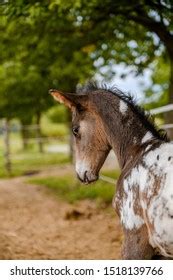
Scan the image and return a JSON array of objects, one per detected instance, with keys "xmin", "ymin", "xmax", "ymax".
[
  {"xmin": 21, "ymin": 124, "xmax": 29, "ymax": 150},
  {"xmin": 3, "ymin": 119, "xmax": 11, "ymax": 175},
  {"xmin": 165, "ymin": 58, "xmax": 173, "ymax": 139},
  {"xmin": 36, "ymin": 112, "xmax": 43, "ymax": 153}
]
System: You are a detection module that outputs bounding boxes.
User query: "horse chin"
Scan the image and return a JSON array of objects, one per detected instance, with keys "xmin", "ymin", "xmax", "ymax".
[
  {"xmin": 84, "ymin": 176, "xmax": 98, "ymax": 185},
  {"xmin": 77, "ymin": 171, "xmax": 98, "ymax": 185}
]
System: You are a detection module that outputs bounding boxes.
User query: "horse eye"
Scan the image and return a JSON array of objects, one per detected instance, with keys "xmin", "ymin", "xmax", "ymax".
[{"xmin": 72, "ymin": 126, "xmax": 80, "ymax": 137}]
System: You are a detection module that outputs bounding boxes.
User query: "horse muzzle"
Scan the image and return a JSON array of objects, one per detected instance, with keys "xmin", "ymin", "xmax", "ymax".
[{"xmin": 77, "ymin": 170, "xmax": 98, "ymax": 185}]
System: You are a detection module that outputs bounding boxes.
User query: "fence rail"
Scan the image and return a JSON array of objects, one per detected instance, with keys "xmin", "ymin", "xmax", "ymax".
[
  {"xmin": 1, "ymin": 103, "xmax": 173, "ymax": 179},
  {"xmin": 149, "ymin": 104, "xmax": 173, "ymax": 115}
]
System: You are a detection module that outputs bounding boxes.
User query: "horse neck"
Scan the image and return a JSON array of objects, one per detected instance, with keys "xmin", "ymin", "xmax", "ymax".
[{"xmin": 93, "ymin": 91, "xmax": 154, "ymax": 169}]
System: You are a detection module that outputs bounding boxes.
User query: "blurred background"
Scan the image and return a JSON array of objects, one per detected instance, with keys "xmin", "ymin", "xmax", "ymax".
[{"xmin": 0, "ymin": 0, "xmax": 173, "ymax": 259}]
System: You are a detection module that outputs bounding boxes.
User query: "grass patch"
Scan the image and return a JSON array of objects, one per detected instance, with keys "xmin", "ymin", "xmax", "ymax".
[
  {"xmin": 0, "ymin": 152, "xmax": 69, "ymax": 178},
  {"xmin": 101, "ymin": 169, "xmax": 120, "ymax": 179},
  {"xmin": 28, "ymin": 169, "xmax": 120, "ymax": 204},
  {"xmin": 0, "ymin": 129, "xmax": 70, "ymax": 178}
]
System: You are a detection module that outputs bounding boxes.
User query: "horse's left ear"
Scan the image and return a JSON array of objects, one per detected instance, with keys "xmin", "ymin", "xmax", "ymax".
[{"xmin": 49, "ymin": 89, "xmax": 87, "ymax": 110}]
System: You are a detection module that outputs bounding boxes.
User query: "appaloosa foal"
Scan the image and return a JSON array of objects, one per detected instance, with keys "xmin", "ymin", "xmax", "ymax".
[{"xmin": 50, "ymin": 83, "xmax": 173, "ymax": 260}]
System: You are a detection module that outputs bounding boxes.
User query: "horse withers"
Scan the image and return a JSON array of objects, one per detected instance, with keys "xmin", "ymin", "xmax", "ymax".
[{"xmin": 50, "ymin": 82, "xmax": 173, "ymax": 260}]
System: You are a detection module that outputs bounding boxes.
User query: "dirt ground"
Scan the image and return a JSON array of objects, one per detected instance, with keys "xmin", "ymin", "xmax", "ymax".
[{"xmin": 0, "ymin": 166, "xmax": 122, "ymax": 260}]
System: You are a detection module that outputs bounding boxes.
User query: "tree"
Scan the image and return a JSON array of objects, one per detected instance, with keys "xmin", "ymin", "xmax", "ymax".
[
  {"xmin": 0, "ymin": 0, "xmax": 97, "ymax": 157},
  {"xmin": 60, "ymin": 0, "xmax": 173, "ymax": 134},
  {"xmin": 144, "ymin": 56, "xmax": 169, "ymax": 109},
  {"xmin": 2, "ymin": 1, "xmax": 173, "ymax": 138}
]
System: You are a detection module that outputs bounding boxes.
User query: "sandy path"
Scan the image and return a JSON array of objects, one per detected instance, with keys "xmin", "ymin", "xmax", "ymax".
[{"xmin": 0, "ymin": 170, "xmax": 122, "ymax": 260}]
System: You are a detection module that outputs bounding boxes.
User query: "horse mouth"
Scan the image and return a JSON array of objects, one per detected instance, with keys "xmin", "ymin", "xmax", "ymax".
[{"xmin": 77, "ymin": 171, "xmax": 98, "ymax": 185}]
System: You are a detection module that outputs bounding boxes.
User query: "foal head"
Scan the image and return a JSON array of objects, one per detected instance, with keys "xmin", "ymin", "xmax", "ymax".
[{"xmin": 50, "ymin": 89, "xmax": 110, "ymax": 184}]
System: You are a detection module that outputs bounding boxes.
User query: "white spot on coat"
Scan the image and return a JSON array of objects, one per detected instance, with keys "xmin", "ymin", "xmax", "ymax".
[
  {"xmin": 120, "ymin": 189, "xmax": 144, "ymax": 230},
  {"xmin": 142, "ymin": 143, "xmax": 173, "ymax": 257},
  {"xmin": 141, "ymin": 131, "xmax": 153, "ymax": 143},
  {"xmin": 120, "ymin": 168, "xmax": 145, "ymax": 230},
  {"xmin": 120, "ymin": 142, "xmax": 173, "ymax": 257},
  {"xmin": 119, "ymin": 100, "xmax": 128, "ymax": 115},
  {"xmin": 145, "ymin": 144, "xmax": 152, "ymax": 152},
  {"xmin": 133, "ymin": 137, "xmax": 137, "ymax": 144},
  {"xmin": 144, "ymin": 143, "xmax": 173, "ymax": 172},
  {"xmin": 138, "ymin": 165, "xmax": 148, "ymax": 192}
]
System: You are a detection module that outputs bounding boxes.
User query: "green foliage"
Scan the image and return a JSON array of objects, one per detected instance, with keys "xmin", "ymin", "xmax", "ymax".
[
  {"xmin": 0, "ymin": 0, "xmax": 173, "ymax": 125},
  {"xmin": 56, "ymin": 0, "xmax": 173, "ymax": 105},
  {"xmin": 55, "ymin": 0, "xmax": 171, "ymax": 73},
  {"xmin": 41, "ymin": 114, "xmax": 68, "ymax": 137},
  {"xmin": 144, "ymin": 57, "xmax": 169, "ymax": 109},
  {"xmin": 46, "ymin": 105, "xmax": 68, "ymax": 124},
  {"xmin": 28, "ymin": 169, "xmax": 120, "ymax": 204},
  {"xmin": 0, "ymin": 0, "xmax": 95, "ymax": 123}
]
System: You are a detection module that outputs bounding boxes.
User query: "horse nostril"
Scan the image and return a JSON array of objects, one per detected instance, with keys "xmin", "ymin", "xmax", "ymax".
[
  {"xmin": 84, "ymin": 171, "xmax": 89, "ymax": 184},
  {"xmin": 77, "ymin": 170, "xmax": 98, "ymax": 184}
]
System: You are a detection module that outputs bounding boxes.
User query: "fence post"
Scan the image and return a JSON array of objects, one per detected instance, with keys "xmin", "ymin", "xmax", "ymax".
[
  {"xmin": 3, "ymin": 118, "xmax": 11, "ymax": 175},
  {"xmin": 21, "ymin": 124, "xmax": 28, "ymax": 150},
  {"xmin": 36, "ymin": 112, "xmax": 43, "ymax": 153}
]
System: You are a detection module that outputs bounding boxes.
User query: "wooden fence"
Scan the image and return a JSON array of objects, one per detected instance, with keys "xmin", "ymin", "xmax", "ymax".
[{"xmin": 1, "ymin": 103, "xmax": 173, "ymax": 176}]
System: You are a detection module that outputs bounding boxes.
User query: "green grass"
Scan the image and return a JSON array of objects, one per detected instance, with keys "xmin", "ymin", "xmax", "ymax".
[
  {"xmin": 28, "ymin": 169, "xmax": 120, "ymax": 204},
  {"xmin": 0, "ymin": 152, "xmax": 69, "ymax": 178},
  {"xmin": 0, "ymin": 121, "xmax": 69, "ymax": 178}
]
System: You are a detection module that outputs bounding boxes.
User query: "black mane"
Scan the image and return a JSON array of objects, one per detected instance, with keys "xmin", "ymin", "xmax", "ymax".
[{"xmin": 77, "ymin": 81, "xmax": 169, "ymax": 142}]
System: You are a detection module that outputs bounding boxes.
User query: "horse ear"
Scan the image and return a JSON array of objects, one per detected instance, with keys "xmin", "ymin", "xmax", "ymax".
[
  {"xmin": 49, "ymin": 89, "xmax": 74, "ymax": 109},
  {"xmin": 49, "ymin": 89, "xmax": 87, "ymax": 110}
]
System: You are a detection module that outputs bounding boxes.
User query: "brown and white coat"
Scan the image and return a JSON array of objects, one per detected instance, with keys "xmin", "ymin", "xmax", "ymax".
[{"xmin": 50, "ymin": 82, "xmax": 173, "ymax": 259}]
